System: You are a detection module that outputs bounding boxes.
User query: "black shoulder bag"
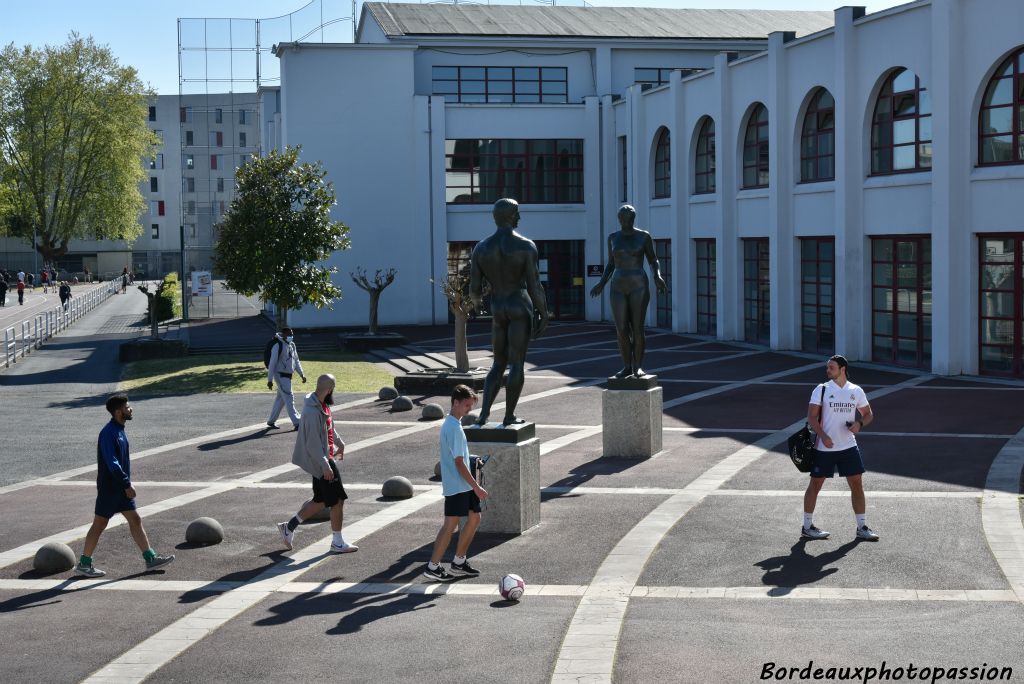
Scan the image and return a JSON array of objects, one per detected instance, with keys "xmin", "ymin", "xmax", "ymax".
[{"xmin": 787, "ymin": 385, "xmax": 826, "ymax": 473}]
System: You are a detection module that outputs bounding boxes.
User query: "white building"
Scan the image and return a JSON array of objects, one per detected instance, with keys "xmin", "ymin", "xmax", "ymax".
[{"xmin": 272, "ymin": 0, "xmax": 1024, "ymax": 379}]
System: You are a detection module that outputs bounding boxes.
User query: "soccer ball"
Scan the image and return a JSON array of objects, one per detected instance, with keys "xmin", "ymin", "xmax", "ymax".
[{"xmin": 499, "ymin": 573, "xmax": 525, "ymax": 601}]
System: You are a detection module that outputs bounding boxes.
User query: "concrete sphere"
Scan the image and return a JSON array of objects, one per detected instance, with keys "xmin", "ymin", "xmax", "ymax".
[
  {"xmin": 461, "ymin": 412, "xmax": 479, "ymax": 427},
  {"xmin": 392, "ymin": 396, "xmax": 413, "ymax": 412},
  {"xmin": 185, "ymin": 517, "xmax": 224, "ymax": 545},
  {"xmin": 434, "ymin": 461, "xmax": 442, "ymax": 478},
  {"xmin": 33, "ymin": 542, "xmax": 76, "ymax": 573},
  {"xmin": 378, "ymin": 386, "xmax": 399, "ymax": 401},
  {"xmin": 381, "ymin": 475, "xmax": 414, "ymax": 499},
  {"xmin": 422, "ymin": 403, "xmax": 445, "ymax": 420}
]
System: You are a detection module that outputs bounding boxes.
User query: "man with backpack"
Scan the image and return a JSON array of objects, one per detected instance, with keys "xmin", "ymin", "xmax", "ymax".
[
  {"xmin": 265, "ymin": 327, "xmax": 306, "ymax": 429},
  {"xmin": 801, "ymin": 355, "xmax": 878, "ymax": 542},
  {"xmin": 59, "ymin": 281, "xmax": 72, "ymax": 312},
  {"xmin": 17, "ymin": 279, "xmax": 25, "ymax": 305}
]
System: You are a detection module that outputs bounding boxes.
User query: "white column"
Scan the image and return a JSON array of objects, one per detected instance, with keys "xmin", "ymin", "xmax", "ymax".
[
  {"xmin": 768, "ymin": 32, "xmax": 797, "ymax": 350},
  {"xmin": 929, "ymin": 0, "xmax": 969, "ymax": 374},
  {"xmin": 671, "ymin": 70, "xmax": 691, "ymax": 333},
  {"xmin": 429, "ymin": 96, "xmax": 450, "ymax": 325},
  {"xmin": 584, "ymin": 96, "xmax": 604, "ymax": 322},
  {"xmin": 595, "ymin": 47, "xmax": 613, "ymax": 96},
  {"xmin": 715, "ymin": 52, "xmax": 739, "ymax": 340},
  {"xmin": 832, "ymin": 7, "xmax": 867, "ymax": 360}
]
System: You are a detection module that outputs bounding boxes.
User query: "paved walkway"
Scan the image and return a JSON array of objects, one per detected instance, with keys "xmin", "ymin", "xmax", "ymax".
[{"xmin": 0, "ymin": 324, "xmax": 1021, "ymax": 683}]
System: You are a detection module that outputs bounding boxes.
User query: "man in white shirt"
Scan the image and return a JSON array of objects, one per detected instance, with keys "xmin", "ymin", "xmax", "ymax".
[{"xmin": 802, "ymin": 355, "xmax": 878, "ymax": 542}]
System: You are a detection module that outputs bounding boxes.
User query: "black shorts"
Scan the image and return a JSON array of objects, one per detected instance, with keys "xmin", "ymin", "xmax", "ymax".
[
  {"xmin": 95, "ymin": 489, "xmax": 137, "ymax": 519},
  {"xmin": 312, "ymin": 460, "xmax": 347, "ymax": 507},
  {"xmin": 810, "ymin": 446, "xmax": 866, "ymax": 479},
  {"xmin": 444, "ymin": 490, "xmax": 481, "ymax": 517}
]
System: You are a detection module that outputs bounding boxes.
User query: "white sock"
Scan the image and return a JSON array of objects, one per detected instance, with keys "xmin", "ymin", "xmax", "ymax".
[
  {"xmin": 803, "ymin": 513, "xmax": 814, "ymax": 529},
  {"xmin": 332, "ymin": 531, "xmax": 345, "ymax": 546},
  {"xmin": 856, "ymin": 514, "xmax": 867, "ymax": 529},
  {"xmin": 428, "ymin": 561, "xmax": 440, "ymax": 571},
  {"xmin": 453, "ymin": 555, "xmax": 466, "ymax": 565}
]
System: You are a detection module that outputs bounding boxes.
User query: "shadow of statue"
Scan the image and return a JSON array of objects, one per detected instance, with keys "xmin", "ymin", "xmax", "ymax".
[{"xmin": 754, "ymin": 538, "xmax": 860, "ymax": 587}]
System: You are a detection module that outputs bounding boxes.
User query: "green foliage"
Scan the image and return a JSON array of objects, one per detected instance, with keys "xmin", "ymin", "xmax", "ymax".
[
  {"xmin": 214, "ymin": 145, "xmax": 350, "ymax": 317},
  {"xmin": 0, "ymin": 34, "xmax": 157, "ymax": 260},
  {"xmin": 148, "ymin": 272, "xmax": 181, "ymax": 323}
]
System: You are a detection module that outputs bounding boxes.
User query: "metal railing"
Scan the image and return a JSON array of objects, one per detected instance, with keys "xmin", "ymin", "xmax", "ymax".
[{"xmin": 2, "ymin": 281, "xmax": 118, "ymax": 368}]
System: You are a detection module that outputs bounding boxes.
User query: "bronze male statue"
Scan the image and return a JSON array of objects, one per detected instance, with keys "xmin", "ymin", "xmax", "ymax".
[
  {"xmin": 589, "ymin": 204, "xmax": 667, "ymax": 378},
  {"xmin": 470, "ymin": 198, "xmax": 550, "ymax": 425}
]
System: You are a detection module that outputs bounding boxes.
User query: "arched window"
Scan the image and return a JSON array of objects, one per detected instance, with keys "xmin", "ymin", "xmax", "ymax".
[
  {"xmin": 979, "ymin": 47, "xmax": 1024, "ymax": 165},
  {"xmin": 653, "ymin": 128, "xmax": 671, "ymax": 198},
  {"xmin": 800, "ymin": 88, "xmax": 835, "ymax": 182},
  {"xmin": 742, "ymin": 104, "xmax": 769, "ymax": 188},
  {"xmin": 870, "ymin": 68, "xmax": 932, "ymax": 174},
  {"xmin": 694, "ymin": 118, "xmax": 716, "ymax": 195}
]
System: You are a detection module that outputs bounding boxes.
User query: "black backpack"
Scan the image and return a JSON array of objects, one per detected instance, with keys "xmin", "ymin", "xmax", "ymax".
[{"xmin": 263, "ymin": 337, "xmax": 283, "ymax": 368}]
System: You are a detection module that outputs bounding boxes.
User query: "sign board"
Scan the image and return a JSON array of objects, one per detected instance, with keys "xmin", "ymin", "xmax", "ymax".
[
  {"xmin": 587, "ymin": 264, "xmax": 604, "ymax": 277},
  {"xmin": 191, "ymin": 271, "xmax": 213, "ymax": 297}
]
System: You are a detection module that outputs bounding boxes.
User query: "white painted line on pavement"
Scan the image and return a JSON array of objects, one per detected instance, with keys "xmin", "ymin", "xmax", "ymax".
[
  {"xmin": 981, "ymin": 424, "xmax": 1024, "ymax": 603},
  {"xmin": 2, "ymin": 578, "xmax": 1014, "ymax": 603}
]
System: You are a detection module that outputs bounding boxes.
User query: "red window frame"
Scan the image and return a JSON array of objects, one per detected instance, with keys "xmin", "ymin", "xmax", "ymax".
[
  {"xmin": 800, "ymin": 88, "xmax": 835, "ymax": 182},
  {"xmin": 210, "ymin": 155, "xmax": 218, "ymax": 170},
  {"xmin": 445, "ymin": 139, "xmax": 583, "ymax": 205},
  {"xmin": 216, "ymin": 131, "xmax": 223, "ymax": 147},
  {"xmin": 655, "ymin": 239, "xmax": 671, "ymax": 328},
  {"xmin": 978, "ymin": 234, "xmax": 1024, "ymax": 377},
  {"xmin": 742, "ymin": 104, "xmax": 769, "ymax": 189},
  {"xmin": 653, "ymin": 128, "xmax": 671, "ymax": 199},
  {"xmin": 743, "ymin": 238, "xmax": 770, "ymax": 344},
  {"xmin": 157, "ymin": 201, "xmax": 165, "ymax": 216},
  {"xmin": 695, "ymin": 238, "xmax": 716, "ymax": 336},
  {"xmin": 800, "ymin": 237, "xmax": 835, "ymax": 354},
  {"xmin": 871, "ymin": 236, "xmax": 932, "ymax": 368},
  {"xmin": 694, "ymin": 118, "xmax": 716, "ymax": 195},
  {"xmin": 978, "ymin": 47, "xmax": 1024, "ymax": 166},
  {"xmin": 871, "ymin": 69, "xmax": 932, "ymax": 175}
]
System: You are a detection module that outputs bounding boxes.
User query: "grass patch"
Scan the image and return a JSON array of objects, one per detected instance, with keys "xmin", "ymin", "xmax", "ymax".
[{"xmin": 119, "ymin": 351, "xmax": 394, "ymax": 396}]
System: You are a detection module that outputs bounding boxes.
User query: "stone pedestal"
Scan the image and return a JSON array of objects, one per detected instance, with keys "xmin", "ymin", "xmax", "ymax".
[
  {"xmin": 465, "ymin": 422, "xmax": 540, "ymax": 535},
  {"xmin": 602, "ymin": 378, "xmax": 663, "ymax": 459}
]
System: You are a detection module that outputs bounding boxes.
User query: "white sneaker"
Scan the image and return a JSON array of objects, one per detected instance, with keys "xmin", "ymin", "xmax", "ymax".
[
  {"xmin": 856, "ymin": 525, "xmax": 880, "ymax": 541},
  {"xmin": 277, "ymin": 522, "xmax": 294, "ymax": 550},
  {"xmin": 801, "ymin": 525, "xmax": 830, "ymax": 540},
  {"xmin": 329, "ymin": 542, "xmax": 358, "ymax": 554}
]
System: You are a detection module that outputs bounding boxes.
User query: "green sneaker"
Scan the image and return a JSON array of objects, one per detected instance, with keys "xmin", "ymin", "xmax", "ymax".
[{"xmin": 75, "ymin": 563, "xmax": 106, "ymax": 578}]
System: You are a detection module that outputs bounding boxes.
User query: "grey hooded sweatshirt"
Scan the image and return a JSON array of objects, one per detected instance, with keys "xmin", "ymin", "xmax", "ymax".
[{"xmin": 291, "ymin": 393, "xmax": 345, "ymax": 478}]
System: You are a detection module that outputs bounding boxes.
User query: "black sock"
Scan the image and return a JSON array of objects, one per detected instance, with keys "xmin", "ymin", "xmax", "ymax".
[{"xmin": 287, "ymin": 516, "xmax": 302, "ymax": 532}]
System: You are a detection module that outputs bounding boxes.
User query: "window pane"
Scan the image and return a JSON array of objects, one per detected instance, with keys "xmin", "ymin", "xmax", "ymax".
[
  {"xmin": 542, "ymin": 67, "xmax": 565, "ymax": 79},
  {"xmin": 461, "ymin": 81, "xmax": 485, "ymax": 94},
  {"xmin": 489, "ymin": 80, "xmax": 513, "ymax": 94},
  {"xmin": 635, "ymin": 68, "xmax": 658, "ymax": 81},
  {"xmin": 516, "ymin": 81, "xmax": 540, "ymax": 94},
  {"xmin": 873, "ymin": 263, "xmax": 893, "ymax": 286},
  {"xmin": 489, "ymin": 67, "xmax": 512, "ymax": 80},
  {"xmin": 982, "ymin": 135, "xmax": 1014, "ymax": 163},
  {"xmin": 981, "ymin": 292, "xmax": 1015, "ymax": 318},
  {"xmin": 893, "ymin": 119, "xmax": 916, "ymax": 145},
  {"xmin": 892, "ymin": 69, "xmax": 916, "ymax": 92},
  {"xmin": 983, "ymin": 78, "xmax": 1013, "ymax": 107},
  {"xmin": 433, "ymin": 66, "xmax": 458, "ymax": 79},
  {"xmin": 893, "ymin": 145, "xmax": 916, "ymax": 170},
  {"xmin": 461, "ymin": 67, "xmax": 484, "ymax": 80},
  {"xmin": 541, "ymin": 81, "xmax": 566, "ymax": 94},
  {"xmin": 801, "ymin": 160, "xmax": 816, "ymax": 180},
  {"xmin": 874, "ymin": 312, "xmax": 894, "ymax": 335},
  {"xmin": 818, "ymin": 90, "xmax": 834, "ymax": 108},
  {"xmin": 894, "ymin": 93, "xmax": 917, "ymax": 117},
  {"xmin": 873, "ymin": 287, "xmax": 890, "ymax": 310},
  {"xmin": 818, "ymin": 157, "xmax": 834, "ymax": 179},
  {"xmin": 515, "ymin": 67, "xmax": 539, "ymax": 80},
  {"xmin": 918, "ymin": 115, "xmax": 932, "ymax": 141},
  {"xmin": 918, "ymin": 143, "xmax": 933, "ymax": 168}
]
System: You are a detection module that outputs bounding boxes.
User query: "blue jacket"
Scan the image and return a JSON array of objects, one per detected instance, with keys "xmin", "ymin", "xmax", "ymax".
[{"xmin": 97, "ymin": 420, "xmax": 131, "ymax": 491}]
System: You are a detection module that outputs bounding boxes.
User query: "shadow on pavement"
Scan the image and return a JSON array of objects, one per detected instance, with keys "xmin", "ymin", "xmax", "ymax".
[
  {"xmin": 754, "ymin": 538, "xmax": 861, "ymax": 587},
  {"xmin": 543, "ymin": 455, "xmax": 644, "ymax": 499},
  {"xmin": 197, "ymin": 429, "xmax": 271, "ymax": 452}
]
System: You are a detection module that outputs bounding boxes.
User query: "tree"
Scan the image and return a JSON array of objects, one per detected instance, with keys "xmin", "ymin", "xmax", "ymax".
[
  {"xmin": 0, "ymin": 34, "xmax": 157, "ymax": 261},
  {"xmin": 434, "ymin": 268, "xmax": 487, "ymax": 372},
  {"xmin": 215, "ymin": 145, "xmax": 349, "ymax": 326},
  {"xmin": 351, "ymin": 267, "xmax": 396, "ymax": 335}
]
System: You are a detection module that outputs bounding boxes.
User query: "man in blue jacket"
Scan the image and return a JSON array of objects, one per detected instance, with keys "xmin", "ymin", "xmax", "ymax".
[{"xmin": 75, "ymin": 395, "xmax": 175, "ymax": 577}]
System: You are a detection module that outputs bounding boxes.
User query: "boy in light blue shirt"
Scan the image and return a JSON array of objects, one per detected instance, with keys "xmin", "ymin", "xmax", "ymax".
[{"xmin": 424, "ymin": 384, "xmax": 489, "ymax": 582}]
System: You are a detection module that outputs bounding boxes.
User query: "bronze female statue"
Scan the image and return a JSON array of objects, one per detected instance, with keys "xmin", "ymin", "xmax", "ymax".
[{"xmin": 589, "ymin": 205, "xmax": 667, "ymax": 378}]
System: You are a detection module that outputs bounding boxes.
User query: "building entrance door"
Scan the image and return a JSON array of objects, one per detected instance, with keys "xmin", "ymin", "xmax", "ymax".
[
  {"xmin": 536, "ymin": 240, "xmax": 584, "ymax": 320},
  {"xmin": 979, "ymin": 234, "xmax": 1024, "ymax": 377}
]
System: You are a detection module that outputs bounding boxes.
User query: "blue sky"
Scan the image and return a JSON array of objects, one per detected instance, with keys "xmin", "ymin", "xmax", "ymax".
[{"xmin": 0, "ymin": 0, "xmax": 906, "ymax": 94}]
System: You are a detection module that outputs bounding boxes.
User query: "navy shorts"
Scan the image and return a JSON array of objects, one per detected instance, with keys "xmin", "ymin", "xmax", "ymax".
[
  {"xmin": 95, "ymin": 489, "xmax": 137, "ymax": 519},
  {"xmin": 444, "ymin": 490, "xmax": 481, "ymax": 517},
  {"xmin": 312, "ymin": 460, "xmax": 347, "ymax": 507},
  {"xmin": 810, "ymin": 446, "xmax": 866, "ymax": 479}
]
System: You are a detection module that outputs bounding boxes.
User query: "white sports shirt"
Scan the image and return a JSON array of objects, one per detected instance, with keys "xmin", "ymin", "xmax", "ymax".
[{"xmin": 808, "ymin": 380, "xmax": 869, "ymax": 452}]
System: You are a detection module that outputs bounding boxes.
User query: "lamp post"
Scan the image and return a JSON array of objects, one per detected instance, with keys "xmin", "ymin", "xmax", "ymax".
[{"xmin": 32, "ymin": 225, "xmax": 39, "ymax": 280}]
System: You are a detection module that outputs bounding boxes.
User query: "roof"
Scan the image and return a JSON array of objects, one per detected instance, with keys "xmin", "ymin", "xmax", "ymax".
[{"xmin": 361, "ymin": 3, "xmax": 835, "ymax": 41}]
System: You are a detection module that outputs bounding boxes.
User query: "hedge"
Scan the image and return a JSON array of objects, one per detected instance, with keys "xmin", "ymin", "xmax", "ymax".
[{"xmin": 149, "ymin": 272, "xmax": 182, "ymax": 323}]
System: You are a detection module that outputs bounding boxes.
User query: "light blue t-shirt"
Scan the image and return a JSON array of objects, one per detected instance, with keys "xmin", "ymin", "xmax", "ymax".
[{"xmin": 439, "ymin": 415, "xmax": 472, "ymax": 497}]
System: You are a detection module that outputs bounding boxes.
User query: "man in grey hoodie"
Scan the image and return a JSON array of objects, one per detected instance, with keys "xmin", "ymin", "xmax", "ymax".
[
  {"xmin": 277, "ymin": 374, "xmax": 358, "ymax": 554},
  {"xmin": 266, "ymin": 327, "xmax": 307, "ymax": 429}
]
